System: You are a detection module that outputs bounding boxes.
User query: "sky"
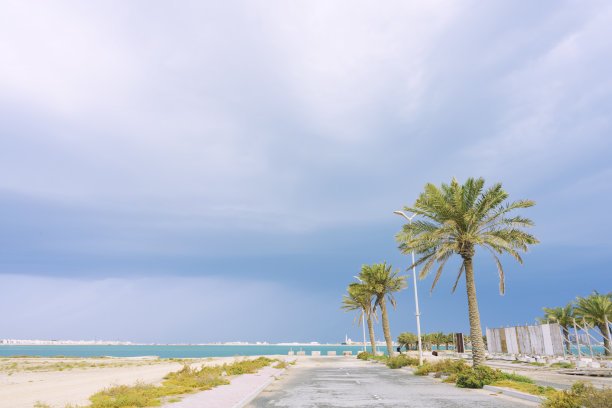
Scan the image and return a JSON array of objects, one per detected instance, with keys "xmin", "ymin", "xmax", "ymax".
[{"xmin": 0, "ymin": 0, "xmax": 611, "ymax": 344}]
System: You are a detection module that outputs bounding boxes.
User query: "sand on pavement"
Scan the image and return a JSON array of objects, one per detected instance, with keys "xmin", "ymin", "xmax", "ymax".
[{"xmin": 0, "ymin": 355, "xmax": 285, "ymax": 408}]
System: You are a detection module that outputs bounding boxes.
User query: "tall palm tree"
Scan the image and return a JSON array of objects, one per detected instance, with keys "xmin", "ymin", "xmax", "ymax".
[
  {"xmin": 341, "ymin": 283, "xmax": 378, "ymax": 355},
  {"xmin": 537, "ymin": 303, "xmax": 574, "ymax": 354},
  {"xmin": 395, "ymin": 177, "xmax": 539, "ymax": 367},
  {"xmin": 574, "ymin": 291, "xmax": 612, "ymax": 356},
  {"xmin": 359, "ymin": 262, "xmax": 407, "ymax": 358}
]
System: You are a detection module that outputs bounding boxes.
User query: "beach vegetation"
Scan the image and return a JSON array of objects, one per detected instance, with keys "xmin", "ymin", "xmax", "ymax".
[
  {"xmin": 550, "ymin": 362, "xmax": 574, "ymax": 369},
  {"xmin": 500, "ymin": 372, "xmax": 535, "ymax": 383},
  {"xmin": 71, "ymin": 357, "xmax": 277, "ymax": 407},
  {"xmin": 357, "ymin": 262, "xmax": 407, "ymax": 358},
  {"xmin": 456, "ymin": 365, "xmax": 505, "ymax": 388},
  {"xmin": 493, "ymin": 380, "xmax": 557, "ymax": 397},
  {"xmin": 414, "ymin": 359, "xmax": 469, "ymax": 376},
  {"xmin": 341, "ymin": 282, "xmax": 379, "ymax": 355},
  {"xmin": 386, "ymin": 354, "xmax": 421, "ymax": 369},
  {"xmin": 273, "ymin": 360, "xmax": 291, "ymax": 369},
  {"xmin": 89, "ymin": 383, "xmax": 164, "ymax": 407},
  {"xmin": 395, "ymin": 177, "xmax": 539, "ymax": 367},
  {"xmin": 356, "ymin": 351, "xmax": 371, "ymax": 360},
  {"xmin": 442, "ymin": 374, "xmax": 457, "ymax": 383},
  {"xmin": 541, "ymin": 381, "xmax": 612, "ymax": 408}
]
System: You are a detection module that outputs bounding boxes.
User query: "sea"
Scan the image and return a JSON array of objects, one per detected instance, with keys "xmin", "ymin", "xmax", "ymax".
[
  {"xmin": 0, "ymin": 344, "xmax": 604, "ymax": 358},
  {"xmin": 0, "ymin": 344, "xmax": 386, "ymax": 358}
]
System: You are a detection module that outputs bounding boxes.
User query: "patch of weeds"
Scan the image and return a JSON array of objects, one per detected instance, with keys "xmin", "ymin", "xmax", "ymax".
[
  {"xmin": 492, "ymin": 380, "xmax": 556, "ymax": 397},
  {"xmin": 76, "ymin": 357, "xmax": 276, "ymax": 408},
  {"xmin": 33, "ymin": 402, "xmax": 52, "ymax": 408},
  {"xmin": 550, "ymin": 362, "xmax": 574, "ymax": 369},
  {"xmin": 529, "ymin": 362, "xmax": 546, "ymax": 367},
  {"xmin": 456, "ymin": 366, "xmax": 505, "ymax": 389},
  {"xmin": 89, "ymin": 382, "xmax": 164, "ymax": 407},
  {"xmin": 415, "ymin": 359, "xmax": 467, "ymax": 376},
  {"xmin": 542, "ymin": 381, "xmax": 612, "ymax": 408},
  {"xmin": 386, "ymin": 354, "xmax": 421, "ymax": 369},
  {"xmin": 500, "ymin": 372, "xmax": 535, "ymax": 384},
  {"xmin": 370, "ymin": 355, "xmax": 389, "ymax": 362},
  {"xmin": 356, "ymin": 351, "xmax": 371, "ymax": 360},
  {"xmin": 442, "ymin": 374, "xmax": 458, "ymax": 383},
  {"xmin": 274, "ymin": 360, "xmax": 290, "ymax": 369}
]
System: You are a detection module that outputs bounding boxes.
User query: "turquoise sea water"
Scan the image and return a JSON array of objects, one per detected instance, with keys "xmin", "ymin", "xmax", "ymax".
[{"xmin": 0, "ymin": 344, "xmax": 388, "ymax": 358}]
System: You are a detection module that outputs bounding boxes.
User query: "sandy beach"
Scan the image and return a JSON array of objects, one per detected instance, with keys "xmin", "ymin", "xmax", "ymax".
[{"xmin": 0, "ymin": 355, "xmax": 285, "ymax": 408}]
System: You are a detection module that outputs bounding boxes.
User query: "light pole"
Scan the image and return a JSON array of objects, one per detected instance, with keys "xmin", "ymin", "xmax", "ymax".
[{"xmin": 394, "ymin": 210, "xmax": 424, "ymax": 365}]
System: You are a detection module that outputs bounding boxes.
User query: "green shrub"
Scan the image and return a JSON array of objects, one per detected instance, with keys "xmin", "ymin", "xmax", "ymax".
[
  {"xmin": 274, "ymin": 360, "xmax": 290, "ymax": 369},
  {"xmin": 456, "ymin": 366, "xmax": 505, "ymax": 389},
  {"xmin": 357, "ymin": 351, "xmax": 371, "ymax": 360},
  {"xmin": 386, "ymin": 354, "xmax": 420, "ymax": 369},
  {"xmin": 414, "ymin": 359, "xmax": 467, "ymax": 376},
  {"xmin": 500, "ymin": 372, "xmax": 535, "ymax": 384},
  {"xmin": 89, "ymin": 383, "xmax": 164, "ymax": 407},
  {"xmin": 550, "ymin": 362, "xmax": 574, "ymax": 369},
  {"xmin": 442, "ymin": 374, "xmax": 457, "ymax": 383},
  {"xmin": 492, "ymin": 380, "xmax": 556, "ymax": 397},
  {"xmin": 542, "ymin": 382, "xmax": 612, "ymax": 408}
]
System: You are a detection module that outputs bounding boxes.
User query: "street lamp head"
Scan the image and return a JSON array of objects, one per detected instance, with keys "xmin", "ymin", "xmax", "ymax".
[{"xmin": 393, "ymin": 210, "xmax": 416, "ymax": 222}]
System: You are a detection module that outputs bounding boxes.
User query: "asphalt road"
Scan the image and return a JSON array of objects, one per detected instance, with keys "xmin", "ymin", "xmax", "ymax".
[{"xmin": 247, "ymin": 358, "xmax": 533, "ymax": 408}]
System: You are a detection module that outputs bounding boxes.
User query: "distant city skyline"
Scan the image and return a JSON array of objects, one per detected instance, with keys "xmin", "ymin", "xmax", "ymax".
[{"xmin": 0, "ymin": 1, "xmax": 611, "ymax": 344}]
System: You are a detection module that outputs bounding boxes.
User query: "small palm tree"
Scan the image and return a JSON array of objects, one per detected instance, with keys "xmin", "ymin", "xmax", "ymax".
[
  {"xmin": 574, "ymin": 291, "xmax": 612, "ymax": 356},
  {"xmin": 431, "ymin": 332, "xmax": 445, "ymax": 351},
  {"xmin": 341, "ymin": 283, "xmax": 378, "ymax": 355},
  {"xmin": 444, "ymin": 333, "xmax": 453, "ymax": 351},
  {"xmin": 359, "ymin": 262, "xmax": 407, "ymax": 358},
  {"xmin": 537, "ymin": 303, "xmax": 574, "ymax": 354},
  {"xmin": 395, "ymin": 177, "xmax": 539, "ymax": 367},
  {"xmin": 398, "ymin": 332, "xmax": 417, "ymax": 351}
]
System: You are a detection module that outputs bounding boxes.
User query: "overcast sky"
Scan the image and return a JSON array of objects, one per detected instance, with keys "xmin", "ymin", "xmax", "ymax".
[{"xmin": 0, "ymin": 0, "xmax": 610, "ymax": 344}]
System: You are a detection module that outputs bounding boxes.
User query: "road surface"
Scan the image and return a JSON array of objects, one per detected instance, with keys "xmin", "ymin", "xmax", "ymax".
[{"xmin": 247, "ymin": 357, "xmax": 534, "ymax": 408}]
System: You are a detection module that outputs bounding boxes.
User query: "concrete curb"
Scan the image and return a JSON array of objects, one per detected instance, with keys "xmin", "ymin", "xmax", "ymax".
[
  {"xmin": 483, "ymin": 385, "xmax": 545, "ymax": 403},
  {"xmin": 232, "ymin": 368, "xmax": 286, "ymax": 408}
]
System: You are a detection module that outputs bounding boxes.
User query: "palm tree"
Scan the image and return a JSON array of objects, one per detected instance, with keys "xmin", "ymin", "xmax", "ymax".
[
  {"xmin": 431, "ymin": 332, "xmax": 445, "ymax": 351},
  {"xmin": 573, "ymin": 291, "xmax": 612, "ymax": 356},
  {"xmin": 444, "ymin": 333, "xmax": 453, "ymax": 351},
  {"xmin": 395, "ymin": 177, "xmax": 539, "ymax": 367},
  {"xmin": 359, "ymin": 262, "xmax": 407, "ymax": 358},
  {"xmin": 341, "ymin": 283, "xmax": 378, "ymax": 355},
  {"xmin": 398, "ymin": 332, "xmax": 418, "ymax": 351},
  {"xmin": 537, "ymin": 303, "xmax": 574, "ymax": 354}
]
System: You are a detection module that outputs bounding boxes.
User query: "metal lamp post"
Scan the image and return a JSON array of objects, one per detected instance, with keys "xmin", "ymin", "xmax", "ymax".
[{"xmin": 394, "ymin": 210, "xmax": 424, "ymax": 365}]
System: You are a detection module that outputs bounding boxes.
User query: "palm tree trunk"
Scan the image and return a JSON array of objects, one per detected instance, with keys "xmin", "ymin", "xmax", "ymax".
[
  {"xmin": 464, "ymin": 258, "xmax": 486, "ymax": 367},
  {"xmin": 366, "ymin": 313, "xmax": 377, "ymax": 355},
  {"xmin": 561, "ymin": 326, "xmax": 571, "ymax": 354},
  {"xmin": 379, "ymin": 299, "xmax": 395, "ymax": 358},
  {"xmin": 596, "ymin": 323, "xmax": 612, "ymax": 356}
]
